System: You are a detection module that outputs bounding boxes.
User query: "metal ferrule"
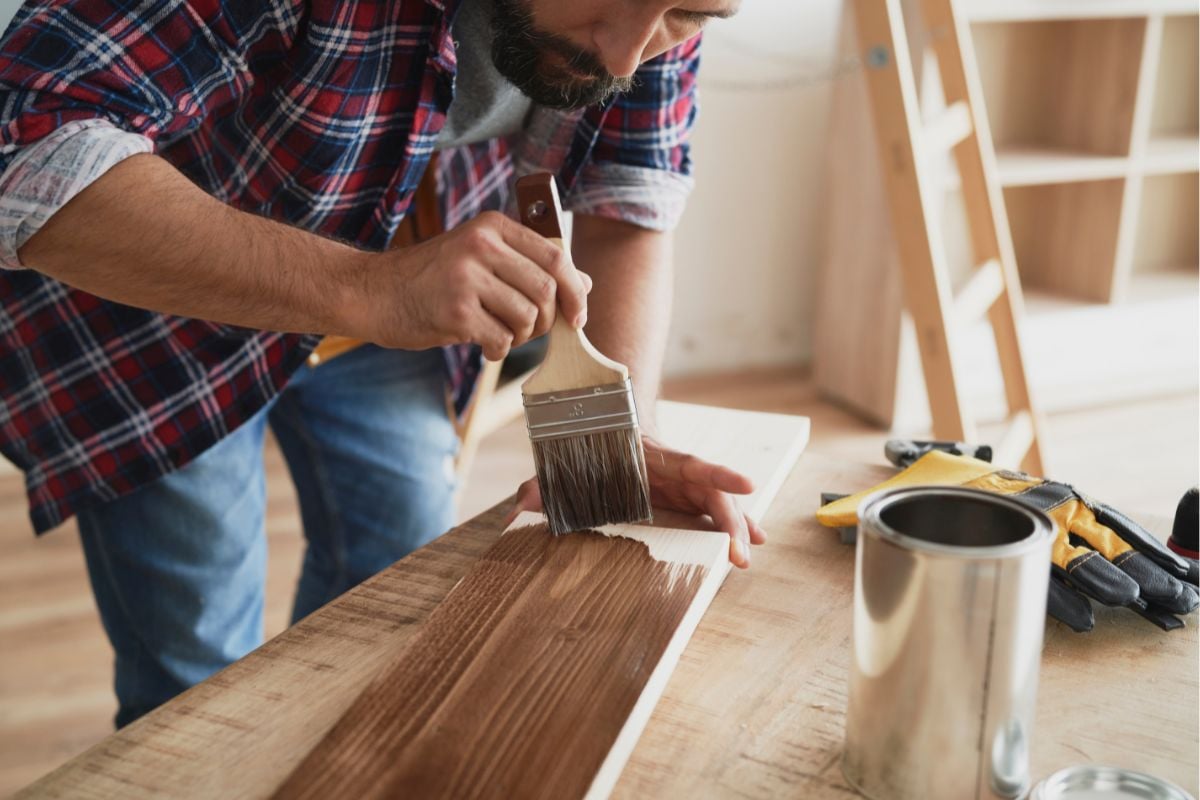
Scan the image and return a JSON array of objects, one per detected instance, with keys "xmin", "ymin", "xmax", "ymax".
[{"xmin": 523, "ymin": 380, "xmax": 639, "ymax": 441}]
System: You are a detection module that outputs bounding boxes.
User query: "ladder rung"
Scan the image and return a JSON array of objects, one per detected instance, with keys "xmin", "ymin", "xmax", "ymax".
[
  {"xmin": 924, "ymin": 101, "xmax": 974, "ymax": 154},
  {"xmin": 953, "ymin": 259, "xmax": 1005, "ymax": 325},
  {"xmin": 994, "ymin": 410, "xmax": 1034, "ymax": 468}
]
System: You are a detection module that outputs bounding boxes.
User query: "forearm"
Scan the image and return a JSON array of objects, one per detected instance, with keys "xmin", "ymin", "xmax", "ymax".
[
  {"xmin": 570, "ymin": 214, "xmax": 673, "ymax": 432},
  {"xmin": 18, "ymin": 154, "xmax": 365, "ymax": 336}
]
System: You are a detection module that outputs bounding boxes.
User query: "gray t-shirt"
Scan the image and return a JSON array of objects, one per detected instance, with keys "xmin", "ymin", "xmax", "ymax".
[{"xmin": 436, "ymin": 0, "xmax": 533, "ymax": 150}]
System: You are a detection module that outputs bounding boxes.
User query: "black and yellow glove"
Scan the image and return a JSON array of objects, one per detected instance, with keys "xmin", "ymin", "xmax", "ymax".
[{"xmin": 817, "ymin": 451, "xmax": 1200, "ymax": 632}]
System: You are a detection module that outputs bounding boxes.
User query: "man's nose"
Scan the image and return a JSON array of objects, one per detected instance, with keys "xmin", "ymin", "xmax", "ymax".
[{"xmin": 594, "ymin": 17, "xmax": 660, "ymax": 78}]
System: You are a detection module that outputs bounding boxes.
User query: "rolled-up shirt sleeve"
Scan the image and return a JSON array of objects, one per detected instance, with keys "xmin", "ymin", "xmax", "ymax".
[
  {"xmin": 0, "ymin": 119, "xmax": 152, "ymax": 268},
  {"xmin": 563, "ymin": 34, "xmax": 701, "ymax": 232},
  {"xmin": 0, "ymin": 0, "xmax": 288, "ymax": 268}
]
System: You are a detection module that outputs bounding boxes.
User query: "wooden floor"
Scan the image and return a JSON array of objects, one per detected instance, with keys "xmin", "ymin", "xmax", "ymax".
[{"xmin": 1, "ymin": 368, "xmax": 1196, "ymax": 796}]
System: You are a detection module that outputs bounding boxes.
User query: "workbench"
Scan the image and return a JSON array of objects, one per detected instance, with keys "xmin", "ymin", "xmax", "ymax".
[{"xmin": 17, "ymin": 451, "xmax": 1199, "ymax": 798}]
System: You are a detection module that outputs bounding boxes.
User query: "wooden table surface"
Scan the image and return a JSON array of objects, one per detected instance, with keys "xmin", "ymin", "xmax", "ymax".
[{"xmin": 18, "ymin": 454, "xmax": 1199, "ymax": 799}]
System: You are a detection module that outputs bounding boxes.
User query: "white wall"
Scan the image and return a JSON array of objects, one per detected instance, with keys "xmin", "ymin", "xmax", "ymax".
[
  {"xmin": 0, "ymin": 1, "xmax": 844, "ymax": 378},
  {"xmin": 667, "ymin": 3, "xmax": 842, "ymax": 376}
]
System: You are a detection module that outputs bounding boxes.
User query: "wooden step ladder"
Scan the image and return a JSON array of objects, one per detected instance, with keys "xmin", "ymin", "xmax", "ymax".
[{"xmin": 852, "ymin": 0, "xmax": 1047, "ymax": 473}]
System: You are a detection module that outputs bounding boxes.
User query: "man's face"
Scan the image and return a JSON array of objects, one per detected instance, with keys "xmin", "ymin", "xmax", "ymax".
[{"xmin": 491, "ymin": 0, "xmax": 739, "ymax": 110}]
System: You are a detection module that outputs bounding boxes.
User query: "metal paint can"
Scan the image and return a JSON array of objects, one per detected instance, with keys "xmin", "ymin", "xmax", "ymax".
[
  {"xmin": 842, "ymin": 485, "xmax": 1055, "ymax": 800},
  {"xmin": 1031, "ymin": 766, "xmax": 1196, "ymax": 800}
]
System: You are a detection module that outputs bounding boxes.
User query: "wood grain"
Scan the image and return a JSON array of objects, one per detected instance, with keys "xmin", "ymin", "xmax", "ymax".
[
  {"xmin": 12, "ymin": 402, "xmax": 807, "ymax": 799},
  {"xmin": 274, "ymin": 518, "xmax": 728, "ymax": 799},
  {"xmin": 813, "ymin": 7, "xmax": 908, "ymax": 429},
  {"xmin": 11, "ymin": 449, "xmax": 1197, "ymax": 799}
]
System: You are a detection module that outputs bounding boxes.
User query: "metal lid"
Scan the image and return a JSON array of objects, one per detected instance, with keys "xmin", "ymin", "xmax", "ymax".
[{"xmin": 1032, "ymin": 766, "xmax": 1196, "ymax": 800}]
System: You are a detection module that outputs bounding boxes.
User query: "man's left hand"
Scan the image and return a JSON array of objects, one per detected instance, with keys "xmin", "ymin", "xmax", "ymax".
[{"xmin": 505, "ymin": 434, "xmax": 764, "ymax": 568}]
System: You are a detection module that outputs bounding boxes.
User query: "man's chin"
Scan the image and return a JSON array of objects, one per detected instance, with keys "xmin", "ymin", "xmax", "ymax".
[
  {"xmin": 514, "ymin": 78, "xmax": 604, "ymax": 110},
  {"xmin": 516, "ymin": 73, "xmax": 629, "ymax": 110}
]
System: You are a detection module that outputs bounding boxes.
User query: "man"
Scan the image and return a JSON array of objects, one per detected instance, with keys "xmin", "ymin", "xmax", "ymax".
[{"xmin": 0, "ymin": 0, "xmax": 761, "ymax": 728}]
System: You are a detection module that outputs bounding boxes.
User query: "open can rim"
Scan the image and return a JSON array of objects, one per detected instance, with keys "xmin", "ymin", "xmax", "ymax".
[
  {"xmin": 859, "ymin": 485, "xmax": 1055, "ymax": 560},
  {"xmin": 1031, "ymin": 765, "xmax": 1196, "ymax": 800}
]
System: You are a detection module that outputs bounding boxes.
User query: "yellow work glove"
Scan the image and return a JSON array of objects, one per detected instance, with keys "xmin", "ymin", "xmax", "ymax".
[{"xmin": 818, "ymin": 451, "xmax": 1200, "ymax": 632}]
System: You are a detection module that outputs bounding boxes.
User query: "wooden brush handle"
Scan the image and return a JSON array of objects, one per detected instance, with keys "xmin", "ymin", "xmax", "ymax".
[{"xmin": 515, "ymin": 173, "xmax": 629, "ymax": 394}]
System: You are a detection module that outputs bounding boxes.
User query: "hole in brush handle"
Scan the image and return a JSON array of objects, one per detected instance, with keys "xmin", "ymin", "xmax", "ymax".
[{"xmin": 516, "ymin": 173, "xmax": 564, "ymax": 239}]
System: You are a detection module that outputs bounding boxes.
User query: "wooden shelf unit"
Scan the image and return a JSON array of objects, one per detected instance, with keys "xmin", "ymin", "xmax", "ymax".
[
  {"xmin": 970, "ymin": 11, "xmax": 1199, "ymax": 303},
  {"xmin": 815, "ymin": 1, "xmax": 1199, "ymax": 434}
]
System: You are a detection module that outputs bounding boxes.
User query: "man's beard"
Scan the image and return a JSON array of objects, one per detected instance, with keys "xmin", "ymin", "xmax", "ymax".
[{"xmin": 490, "ymin": 0, "xmax": 635, "ymax": 110}]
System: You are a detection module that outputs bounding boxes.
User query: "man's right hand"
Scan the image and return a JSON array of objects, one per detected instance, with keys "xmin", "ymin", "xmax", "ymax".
[
  {"xmin": 19, "ymin": 156, "xmax": 588, "ymax": 358},
  {"xmin": 349, "ymin": 211, "xmax": 592, "ymax": 360}
]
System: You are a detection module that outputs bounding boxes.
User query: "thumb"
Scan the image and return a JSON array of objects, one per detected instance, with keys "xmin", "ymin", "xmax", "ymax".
[{"xmin": 505, "ymin": 477, "xmax": 543, "ymax": 527}]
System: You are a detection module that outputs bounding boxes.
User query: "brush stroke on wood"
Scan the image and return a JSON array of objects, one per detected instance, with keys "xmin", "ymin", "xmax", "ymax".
[{"xmin": 274, "ymin": 516, "xmax": 728, "ymax": 800}]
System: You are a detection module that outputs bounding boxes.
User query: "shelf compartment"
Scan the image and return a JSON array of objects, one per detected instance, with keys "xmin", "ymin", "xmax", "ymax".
[
  {"xmin": 1132, "ymin": 172, "xmax": 1199, "ymax": 272},
  {"xmin": 972, "ymin": 18, "xmax": 1146, "ymax": 156},
  {"xmin": 1004, "ymin": 179, "xmax": 1126, "ymax": 301}
]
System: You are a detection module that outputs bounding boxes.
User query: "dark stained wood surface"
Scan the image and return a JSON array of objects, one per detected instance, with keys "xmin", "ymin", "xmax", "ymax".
[{"xmin": 274, "ymin": 521, "xmax": 723, "ymax": 799}]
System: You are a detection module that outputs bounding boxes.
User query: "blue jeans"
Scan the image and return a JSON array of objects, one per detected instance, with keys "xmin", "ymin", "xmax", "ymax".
[{"xmin": 76, "ymin": 346, "xmax": 459, "ymax": 727}]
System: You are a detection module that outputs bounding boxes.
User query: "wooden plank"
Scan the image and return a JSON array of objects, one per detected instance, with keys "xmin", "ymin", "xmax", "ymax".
[
  {"xmin": 275, "ymin": 402, "xmax": 812, "ymax": 799},
  {"xmin": 272, "ymin": 515, "xmax": 730, "ymax": 800},
  {"xmin": 15, "ymin": 403, "xmax": 808, "ymax": 799}
]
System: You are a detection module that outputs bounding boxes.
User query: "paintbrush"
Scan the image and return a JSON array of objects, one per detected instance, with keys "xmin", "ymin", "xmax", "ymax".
[{"xmin": 515, "ymin": 172, "xmax": 652, "ymax": 534}]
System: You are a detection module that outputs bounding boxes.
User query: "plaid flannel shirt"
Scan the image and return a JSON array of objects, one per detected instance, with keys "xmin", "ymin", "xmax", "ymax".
[{"xmin": 0, "ymin": 0, "xmax": 699, "ymax": 533}]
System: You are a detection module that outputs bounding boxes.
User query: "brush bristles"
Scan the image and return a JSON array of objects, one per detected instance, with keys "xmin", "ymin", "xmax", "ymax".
[{"xmin": 532, "ymin": 426, "xmax": 652, "ymax": 535}]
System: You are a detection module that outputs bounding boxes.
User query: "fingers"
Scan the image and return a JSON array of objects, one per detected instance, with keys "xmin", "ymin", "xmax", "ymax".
[
  {"xmin": 642, "ymin": 438, "xmax": 763, "ymax": 563},
  {"xmin": 495, "ymin": 214, "xmax": 590, "ymax": 327},
  {"xmin": 1093, "ymin": 500, "xmax": 1194, "ymax": 577},
  {"xmin": 644, "ymin": 444, "xmax": 755, "ymax": 496},
  {"xmin": 518, "ymin": 466, "xmax": 762, "ymax": 570},
  {"xmin": 488, "ymin": 252, "xmax": 560, "ymax": 339},
  {"xmin": 467, "ymin": 302, "xmax": 514, "ymax": 361},
  {"xmin": 680, "ymin": 481, "xmax": 751, "ymax": 569},
  {"xmin": 1047, "ymin": 567, "xmax": 1095, "ymax": 633},
  {"xmin": 477, "ymin": 271, "xmax": 541, "ymax": 346},
  {"xmin": 437, "ymin": 213, "xmax": 590, "ymax": 356},
  {"xmin": 504, "ymin": 478, "xmax": 543, "ymax": 527},
  {"xmin": 747, "ymin": 514, "xmax": 767, "ymax": 545}
]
